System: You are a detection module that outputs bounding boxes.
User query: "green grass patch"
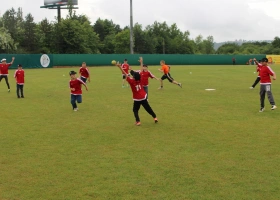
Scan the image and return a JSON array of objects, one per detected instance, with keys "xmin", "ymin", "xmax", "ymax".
[{"xmin": 1, "ymin": 65, "xmax": 280, "ymax": 200}]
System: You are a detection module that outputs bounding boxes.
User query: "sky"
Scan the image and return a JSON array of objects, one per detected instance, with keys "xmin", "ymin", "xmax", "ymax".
[{"xmin": 1, "ymin": 0, "xmax": 280, "ymax": 42}]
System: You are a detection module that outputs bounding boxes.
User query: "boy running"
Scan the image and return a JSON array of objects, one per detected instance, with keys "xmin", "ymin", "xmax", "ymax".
[
  {"xmin": 250, "ymin": 60, "xmax": 261, "ymax": 89},
  {"xmin": 158, "ymin": 60, "xmax": 182, "ymax": 89},
  {"xmin": 138, "ymin": 57, "xmax": 159, "ymax": 99},
  {"xmin": 253, "ymin": 58, "xmax": 277, "ymax": 112},
  {"xmin": 69, "ymin": 71, "xmax": 88, "ymax": 111},
  {"xmin": 14, "ymin": 64, "xmax": 25, "ymax": 98},
  {"xmin": 79, "ymin": 62, "xmax": 90, "ymax": 83},
  {"xmin": 121, "ymin": 59, "xmax": 131, "ymax": 88},
  {"xmin": 116, "ymin": 62, "xmax": 158, "ymax": 126},
  {"xmin": 0, "ymin": 57, "xmax": 15, "ymax": 92}
]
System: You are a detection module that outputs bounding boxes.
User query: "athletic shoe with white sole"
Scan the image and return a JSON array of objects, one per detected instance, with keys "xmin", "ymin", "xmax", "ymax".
[
  {"xmin": 154, "ymin": 118, "xmax": 158, "ymax": 123},
  {"xmin": 178, "ymin": 83, "xmax": 182, "ymax": 88},
  {"xmin": 259, "ymin": 107, "xmax": 265, "ymax": 112},
  {"xmin": 73, "ymin": 108, "xmax": 78, "ymax": 111},
  {"xmin": 249, "ymin": 87, "xmax": 254, "ymax": 89},
  {"xmin": 271, "ymin": 105, "xmax": 277, "ymax": 110}
]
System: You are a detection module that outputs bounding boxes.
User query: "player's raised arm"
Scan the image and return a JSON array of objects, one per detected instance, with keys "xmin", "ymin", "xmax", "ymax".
[
  {"xmin": 116, "ymin": 62, "xmax": 128, "ymax": 78},
  {"xmin": 10, "ymin": 57, "xmax": 15, "ymax": 64},
  {"xmin": 139, "ymin": 57, "xmax": 143, "ymax": 71}
]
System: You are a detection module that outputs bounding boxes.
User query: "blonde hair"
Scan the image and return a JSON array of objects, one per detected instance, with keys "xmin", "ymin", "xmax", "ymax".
[{"xmin": 160, "ymin": 60, "xmax": 165, "ymax": 64}]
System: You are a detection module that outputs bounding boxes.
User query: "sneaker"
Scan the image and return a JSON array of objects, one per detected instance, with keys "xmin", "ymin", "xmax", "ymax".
[
  {"xmin": 135, "ymin": 121, "xmax": 141, "ymax": 126},
  {"xmin": 249, "ymin": 87, "xmax": 254, "ymax": 89},
  {"xmin": 154, "ymin": 118, "xmax": 158, "ymax": 123},
  {"xmin": 122, "ymin": 85, "xmax": 125, "ymax": 88},
  {"xmin": 21, "ymin": 96, "xmax": 24, "ymax": 98},
  {"xmin": 259, "ymin": 108, "xmax": 265, "ymax": 112},
  {"xmin": 178, "ymin": 83, "xmax": 182, "ymax": 88},
  {"xmin": 8, "ymin": 89, "xmax": 10, "ymax": 92},
  {"xmin": 271, "ymin": 105, "xmax": 277, "ymax": 110},
  {"xmin": 158, "ymin": 87, "xmax": 163, "ymax": 90},
  {"xmin": 73, "ymin": 108, "xmax": 78, "ymax": 111}
]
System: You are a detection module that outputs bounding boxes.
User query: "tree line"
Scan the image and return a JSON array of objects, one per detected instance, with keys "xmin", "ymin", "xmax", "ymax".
[{"xmin": 0, "ymin": 7, "xmax": 279, "ymax": 54}]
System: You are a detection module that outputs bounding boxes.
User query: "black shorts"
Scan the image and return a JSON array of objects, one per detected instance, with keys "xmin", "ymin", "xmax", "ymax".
[
  {"xmin": 161, "ymin": 73, "xmax": 174, "ymax": 83},
  {"xmin": 123, "ymin": 74, "xmax": 131, "ymax": 79}
]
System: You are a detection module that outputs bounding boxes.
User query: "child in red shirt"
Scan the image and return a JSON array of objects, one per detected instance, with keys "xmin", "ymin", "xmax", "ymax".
[
  {"xmin": 69, "ymin": 71, "xmax": 88, "ymax": 111},
  {"xmin": 14, "ymin": 64, "xmax": 25, "ymax": 98},
  {"xmin": 116, "ymin": 62, "xmax": 158, "ymax": 126}
]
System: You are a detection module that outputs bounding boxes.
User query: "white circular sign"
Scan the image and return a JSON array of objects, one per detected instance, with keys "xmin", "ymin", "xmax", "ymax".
[{"xmin": 40, "ymin": 54, "xmax": 50, "ymax": 68}]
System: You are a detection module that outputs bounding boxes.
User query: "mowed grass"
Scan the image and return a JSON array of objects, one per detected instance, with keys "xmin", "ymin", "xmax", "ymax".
[{"xmin": 1, "ymin": 65, "xmax": 280, "ymax": 200}]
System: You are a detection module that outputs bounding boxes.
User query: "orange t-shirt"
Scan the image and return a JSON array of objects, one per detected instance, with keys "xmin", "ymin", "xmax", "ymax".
[{"xmin": 161, "ymin": 65, "xmax": 169, "ymax": 74}]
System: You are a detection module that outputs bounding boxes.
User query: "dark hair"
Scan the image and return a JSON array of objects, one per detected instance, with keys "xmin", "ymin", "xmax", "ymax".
[
  {"xmin": 262, "ymin": 58, "xmax": 268, "ymax": 62},
  {"xmin": 124, "ymin": 59, "xmax": 127, "ymax": 61},
  {"xmin": 143, "ymin": 64, "xmax": 148, "ymax": 67},
  {"xmin": 18, "ymin": 64, "xmax": 22, "ymax": 67},
  {"xmin": 133, "ymin": 72, "xmax": 141, "ymax": 81}
]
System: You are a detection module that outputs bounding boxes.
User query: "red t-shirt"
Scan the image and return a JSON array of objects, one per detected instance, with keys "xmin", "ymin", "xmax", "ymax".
[
  {"xmin": 69, "ymin": 78, "xmax": 86, "ymax": 95},
  {"xmin": 121, "ymin": 63, "xmax": 130, "ymax": 74},
  {"xmin": 126, "ymin": 77, "xmax": 147, "ymax": 101},
  {"xmin": 14, "ymin": 69, "xmax": 25, "ymax": 84},
  {"xmin": 0, "ymin": 63, "xmax": 12, "ymax": 75},
  {"xmin": 140, "ymin": 70, "xmax": 155, "ymax": 86},
  {"xmin": 259, "ymin": 64, "xmax": 274, "ymax": 84},
  {"xmin": 79, "ymin": 67, "xmax": 90, "ymax": 78}
]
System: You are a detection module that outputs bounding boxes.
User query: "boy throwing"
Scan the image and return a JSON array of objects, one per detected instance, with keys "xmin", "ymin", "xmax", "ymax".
[
  {"xmin": 69, "ymin": 71, "xmax": 88, "ymax": 111},
  {"xmin": 254, "ymin": 58, "xmax": 277, "ymax": 112},
  {"xmin": 14, "ymin": 64, "xmax": 25, "ymax": 98},
  {"xmin": 0, "ymin": 57, "xmax": 15, "ymax": 92},
  {"xmin": 158, "ymin": 60, "xmax": 182, "ymax": 89}
]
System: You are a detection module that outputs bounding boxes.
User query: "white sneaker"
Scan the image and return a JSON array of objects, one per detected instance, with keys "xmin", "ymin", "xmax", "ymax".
[
  {"xmin": 271, "ymin": 105, "xmax": 277, "ymax": 110},
  {"xmin": 259, "ymin": 108, "xmax": 265, "ymax": 112},
  {"xmin": 73, "ymin": 108, "xmax": 78, "ymax": 111},
  {"xmin": 249, "ymin": 87, "xmax": 254, "ymax": 89},
  {"xmin": 158, "ymin": 87, "xmax": 163, "ymax": 90}
]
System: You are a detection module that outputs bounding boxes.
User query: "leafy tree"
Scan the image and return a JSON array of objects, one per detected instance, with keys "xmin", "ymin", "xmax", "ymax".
[
  {"xmin": 216, "ymin": 43, "xmax": 240, "ymax": 54},
  {"xmin": 22, "ymin": 13, "xmax": 37, "ymax": 53},
  {"xmin": 36, "ymin": 18, "xmax": 55, "ymax": 53},
  {"xmin": 272, "ymin": 36, "xmax": 280, "ymax": 48},
  {"xmin": 58, "ymin": 17, "xmax": 99, "ymax": 54},
  {"xmin": 114, "ymin": 28, "xmax": 130, "ymax": 54},
  {"xmin": 0, "ymin": 27, "xmax": 17, "ymax": 53},
  {"xmin": 203, "ymin": 36, "xmax": 215, "ymax": 54}
]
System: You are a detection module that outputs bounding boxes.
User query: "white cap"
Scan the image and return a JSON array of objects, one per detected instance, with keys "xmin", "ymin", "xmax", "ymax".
[{"xmin": 1, "ymin": 58, "xmax": 6, "ymax": 62}]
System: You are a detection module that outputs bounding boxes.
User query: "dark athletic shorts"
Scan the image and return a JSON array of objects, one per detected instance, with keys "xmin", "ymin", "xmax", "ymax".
[{"xmin": 161, "ymin": 73, "xmax": 174, "ymax": 82}]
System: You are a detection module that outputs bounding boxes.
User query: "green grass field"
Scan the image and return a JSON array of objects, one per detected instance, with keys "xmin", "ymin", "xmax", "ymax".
[{"xmin": 1, "ymin": 65, "xmax": 280, "ymax": 200}]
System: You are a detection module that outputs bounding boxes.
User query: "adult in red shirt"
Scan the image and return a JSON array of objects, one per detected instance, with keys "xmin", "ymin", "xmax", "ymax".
[
  {"xmin": 116, "ymin": 62, "xmax": 158, "ymax": 126},
  {"xmin": 121, "ymin": 59, "xmax": 131, "ymax": 88},
  {"xmin": 0, "ymin": 57, "xmax": 15, "ymax": 92},
  {"xmin": 250, "ymin": 60, "xmax": 261, "ymax": 89},
  {"xmin": 14, "ymin": 64, "xmax": 25, "ymax": 98},
  {"xmin": 158, "ymin": 60, "xmax": 182, "ymax": 89},
  {"xmin": 254, "ymin": 58, "xmax": 277, "ymax": 112},
  {"xmin": 138, "ymin": 57, "xmax": 159, "ymax": 99},
  {"xmin": 79, "ymin": 62, "xmax": 90, "ymax": 83},
  {"xmin": 69, "ymin": 71, "xmax": 88, "ymax": 111}
]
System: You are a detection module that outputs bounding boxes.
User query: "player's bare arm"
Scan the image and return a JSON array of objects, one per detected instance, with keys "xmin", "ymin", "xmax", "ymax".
[
  {"xmin": 11, "ymin": 57, "xmax": 15, "ymax": 64},
  {"xmin": 273, "ymin": 73, "xmax": 276, "ymax": 80},
  {"xmin": 139, "ymin": 57, "xmax": 143, "ymax": 71},
  {"xmin": 116, "ymin": 62, "xmax": 129, "ymax": 78}
]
